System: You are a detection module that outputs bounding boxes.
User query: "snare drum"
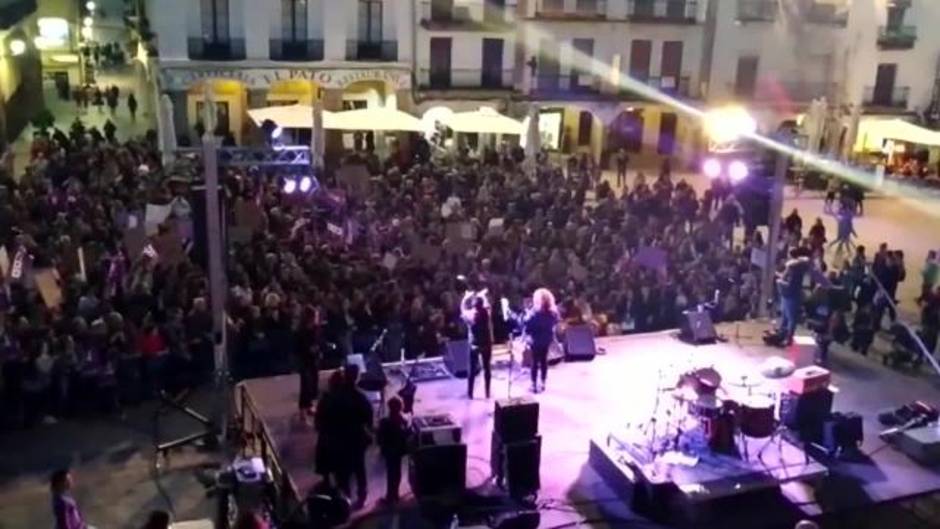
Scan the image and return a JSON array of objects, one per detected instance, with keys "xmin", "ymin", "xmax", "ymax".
[{"xmin": 739, "ymin": 396, "xmax": 776, "ymax": 438}]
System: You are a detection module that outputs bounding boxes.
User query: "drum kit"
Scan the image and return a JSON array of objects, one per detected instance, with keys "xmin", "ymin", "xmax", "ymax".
[{"xmin": 657, "ymin": 364, "xmax": 782, "ymax": 458}]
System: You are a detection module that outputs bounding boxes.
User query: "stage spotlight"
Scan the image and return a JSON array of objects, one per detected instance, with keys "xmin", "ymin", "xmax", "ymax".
[
  {"xmin": 298, "ymin": 176, "xmax": 313, "ymax": 193},
  {"xmin": 272, "ymin": 126, "xmax": 283, "ymax": 140},
  {"xmin": 728, "ymin": 160, "xmax": 749, "ymax": 182},
  {"xmin": 703, "ymin": 158, "xmax": 722, "ymax": 179},
  {"xmin": 283, "ymin": 179, "xmax": 297, "ymax": 194},
  {"xmin": 704, "ymin": 105, "xmax": 757, "ymax": 144}
]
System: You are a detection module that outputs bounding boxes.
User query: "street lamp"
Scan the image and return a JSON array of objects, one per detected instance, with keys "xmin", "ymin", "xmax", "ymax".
[
  {"xmin": 8, "ymin": 39, "xmax": 26, "ymax": 56},
  {"xmin": 83, "ymin": 16, "xmax": 94, "ymax": 28},
  {"xmin": 86, "ymin": 1, "xmax": 97, "ymax": 11}
]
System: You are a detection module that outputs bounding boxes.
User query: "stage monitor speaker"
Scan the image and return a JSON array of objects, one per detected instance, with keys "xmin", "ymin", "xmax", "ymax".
[
  {"xmin": 494, "ymin": 397, "xmax": 539, "ymax": 443},
  {"xmin": 412, "ymin": 413, "xmax": 462, "ymax": 447},
  {"xmin": 357, "ymin": 353, "xmax": 388, "ymax": 392},
  {"xmin": 679, "ymin": 310, "xmax": 717, "ymax": 344},
  {"xmin": 781, "ymin": 388, "xmax": 834, "ymax": 443},
  {"xmin": 444, "ymin": 340, "xmax": 470, "ymax": 378},
  {"xmin": 409, "ymin": 443, "xmax": 467, "ymax": 500},
  {"xmin": 564, "ymin": 324, "xmax": 596, "ymax": 361},
  {"xmin": 822, "ymin": 412, "xmax": 863, "ymax": 455},
  {"xmin": 491, "ymin": 432, "xmax": 541, "ymax": 499}
]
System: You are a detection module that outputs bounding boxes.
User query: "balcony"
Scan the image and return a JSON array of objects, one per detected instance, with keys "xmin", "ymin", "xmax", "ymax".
[
  {"xmin": 863, "ymin": 86, "xmax": 910, "ymax": 109},
  {"xmin": 270, "ymin": 39, "xmax": 324, "ymax": 61},
  {"xmin": 736, "ymin": 0, "xmax": 777, "ymax": 22},
  {"xmin": 746, "ymin": 80, "xmax": 836, "ymax": 103},
  {"xmin": 533, "ymin": 0, "xmax": 606, "ymax": 20},
  {"xmin": 620, "ymin": 75, "xmax": 693, "ymax": 98},
  {"xmin": 534, "ymin": 73, "xmax": 601, "ymax": 95},
  {"xmin": 627, "ymin": 0, "xmax": 698, "ymax": 24},
  {"xmin": 187, "ymin": 38, "xmax": 246, "ymax": 61},
  {"xmin": 804, "ymin": 1, "xmax": 849, "ymax": 27},
  {"xmin": 420, "ymin": 1, "xmax": 516, "ymax": 30},
  {"xmin": 0, "ymin": 0, "xmax": 36, "ymax": 30},
  {"xmin": 346, "ymin": 40, "xmax": 398, "ymax": 61},
  {"xmin": 877, "ymin": 25, "xmax": 917, "ymax": 50},
  {"xmin": 418, "ymin": 68, "xmax": 514, "ymax": 90}
]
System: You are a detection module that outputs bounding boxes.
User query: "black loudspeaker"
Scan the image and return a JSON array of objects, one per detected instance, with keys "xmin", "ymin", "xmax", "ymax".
[
  {"xmin": 822, "ymin": 412, "xmax": 864, "ymax": 455},
  {"xmin": 409, "ymin": 443, "xmax": 467, "ymax": 500},
  {"xmin": 679, "ymin": 310, "xmax": 717, "ymax": 344},
  {"xmin": 494, "ymin": 397, "xmax": 539, "ymax": 443},
  {"xmin": 781, "ymin": 388, "xmax": 834, "ymax": 443},
  {"xmin": 564, "ymin": 324, "xmax": 596, "ymax": 361},
  {"xmin": 491, "ymin": 510, "xmax": 541, "ymax": 529},
  {"xmin": 491, "ymin": 432, "xmax": 541, "ymax": 499},
  {"xmin": 444, "ymin": 340, "xmax": 470, "ymax": 378}
]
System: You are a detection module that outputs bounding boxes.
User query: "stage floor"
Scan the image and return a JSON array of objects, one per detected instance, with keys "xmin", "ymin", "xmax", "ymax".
[{"xmin": 237, "ymin": 321, "xmax": 940, "ymax": 528}]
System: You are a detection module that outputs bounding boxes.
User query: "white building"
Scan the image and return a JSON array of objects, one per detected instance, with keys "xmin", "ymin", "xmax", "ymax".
[
  {"xmin": 146, "ymin": 0, "xmax": 415, "ymax": 144},
  {"xmin": 143, "ymin": 0, "xmax": 940, "ymax": 159}
]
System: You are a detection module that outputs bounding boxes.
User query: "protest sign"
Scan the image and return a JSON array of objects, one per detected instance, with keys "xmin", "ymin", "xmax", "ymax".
[{"xmin": 34, "ymin": 269, "xmax": 63, "ymax": 309}]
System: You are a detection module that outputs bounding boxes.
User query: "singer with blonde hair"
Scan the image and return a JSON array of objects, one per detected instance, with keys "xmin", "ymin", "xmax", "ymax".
[{"xmin": 524, "ymin": 288, "xmax": 560, "ymax": 393}]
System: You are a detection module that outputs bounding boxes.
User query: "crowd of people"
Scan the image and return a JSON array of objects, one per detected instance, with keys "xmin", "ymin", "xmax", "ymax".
[{"xmin": 2, "ymin": 119, "xmax": 938, "ymax": 428}]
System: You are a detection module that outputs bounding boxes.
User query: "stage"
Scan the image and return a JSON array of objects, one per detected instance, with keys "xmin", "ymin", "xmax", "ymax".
[{"xmin": 235, "ymin": 321, "xmax": 940, "ymax": 528}]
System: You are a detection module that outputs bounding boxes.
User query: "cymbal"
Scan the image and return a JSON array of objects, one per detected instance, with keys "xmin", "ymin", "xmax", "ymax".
[{"xmin": 726, "ymin": 373, "xmax": 764, "ymax": 388}]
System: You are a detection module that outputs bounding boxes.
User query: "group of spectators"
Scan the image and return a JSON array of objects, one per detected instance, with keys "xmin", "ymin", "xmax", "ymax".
[{"xmin": 4, "ymin": 115, "xmax": 939, "ymax": 433}]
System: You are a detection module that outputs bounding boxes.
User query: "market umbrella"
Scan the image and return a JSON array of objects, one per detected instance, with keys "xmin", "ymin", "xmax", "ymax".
[
  {"xmin": 444, "ymin": 107, "xmax": 523, "ymax": 135},
  {"xmin": 327, "ymin": 107, "xmax": 424, "ymax": 132}
]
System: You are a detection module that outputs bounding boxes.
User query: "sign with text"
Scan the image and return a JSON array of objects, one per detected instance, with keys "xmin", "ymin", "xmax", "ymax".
[{"xmin": 160, "ymin": 66, "xmax": 412, "ymax": 91}]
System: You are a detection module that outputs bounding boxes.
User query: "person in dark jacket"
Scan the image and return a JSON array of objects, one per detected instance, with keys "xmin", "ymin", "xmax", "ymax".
[
  {"xmin": 461, "ymin": 290, "xmax": 493, "ymax": 399},
  {"xmin": 376, "ymin": 396, "xmax": 409, "ymax": 503},
  {"xmin": 314, "ymin": 371, "xmax": 345, "ymax": 487},
  {"xmin": 524, "ymin": 288, "xmax": 559, "ymax": 393},
  {"xmin": 336, "ymin": 363, "xmax": 373, "ymax": 509}
]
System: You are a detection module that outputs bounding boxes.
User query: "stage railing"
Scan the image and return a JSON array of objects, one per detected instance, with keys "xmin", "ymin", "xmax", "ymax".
[
  {"xmin": 868, "ymin": 272, "xmax": 940, "ymax": 377},
  {"xmin": 234, "ymin": 383, "xmax": 300, "ymax": 516}
]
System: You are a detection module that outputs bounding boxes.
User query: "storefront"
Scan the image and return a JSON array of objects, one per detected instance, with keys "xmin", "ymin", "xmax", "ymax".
[
  {"xmin": 508, "ymin": 100, "xmax": 701, "ymax": 169},
  {"xmin": 156, "ymin": 64, "xmax": 414, "ymax": 145}
]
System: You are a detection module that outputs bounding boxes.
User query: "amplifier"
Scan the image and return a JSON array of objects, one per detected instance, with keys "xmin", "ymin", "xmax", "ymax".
[
  {"xmin": 896, "ymin": 424, "xmax": 940, "ymax": 465},
  {"xmin": 494, "ymin": 397, "xmax": 539, "ymax": 443},
  {"xmin": 412, "ymin": 414, "xmax": 462, "ymax": 447},
  {"xmin": 786, "ymin": 365, "xmax": 831, "ymax": 395}
]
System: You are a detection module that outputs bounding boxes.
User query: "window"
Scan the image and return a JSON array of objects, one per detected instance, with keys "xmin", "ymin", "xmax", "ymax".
[
  {"xmin": 578, "ymin": 111, "xmax": 593, "ymax": 146},
  {"xmin": 542, "ymin": 0, "xmax": 564, "ymax": 13},
  {"xmin": 629, "ymin": 39, "xmax": 651, "ymax": 82},
  {"xmin": 201, "ymin": 0, "xmax": 229, "ymax": 42},
  {"xmin": 359, "ymin": 0, "xmax": 382, "ymax": 43},
  {"xmin": 282, "ymin": 0, "xmax": 307, "ymax": 42},
  {"xmin": 734, "ymin": 56, "xmax": 759, "ymax": 97}
]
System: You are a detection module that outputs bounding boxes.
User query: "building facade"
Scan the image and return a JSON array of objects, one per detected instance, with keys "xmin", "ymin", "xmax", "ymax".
[
  {"xmin": 147, "ymin": 0, "xmax": 415, "ymax": 144},
  {"xmin": 145, "ymin": 0, "xmax": 940, "ymax": 160},
  {"xmin": 0, "ymin": 0, "xmax": 42, "ymax": 152}
]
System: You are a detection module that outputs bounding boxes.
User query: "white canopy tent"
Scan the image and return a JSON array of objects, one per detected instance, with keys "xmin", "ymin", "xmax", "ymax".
[
  {"xmin": 248, "ymin": 104, "xmax": 336, "ymax": 129},
  {"xmin": 443, "ymin": 107, "xmax": 524, "ymax": 135},
  {"xmin": 855, "ymin": 118, "xmax": 940, "ymax": 152},
  {"xmin": 248, "ymin": 105, "xmax": 423, "ymax": 132},
  {"xmin": 328, "ymin": 107, "xmax": 425, "ymax": 132}
]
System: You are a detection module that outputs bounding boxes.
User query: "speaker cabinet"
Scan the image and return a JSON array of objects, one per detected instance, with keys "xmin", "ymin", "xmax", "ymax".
[
  {"xmin": 409, "ymin": 443, "xmax": 467, "ymax": 500},
  {"xmin": 444, "ymin": 340, "xmax": 470, "ymax": 378},
  {"xmin": 679, "ymin": 310, "xmax": 717, "ymax": 344},
  {"xmin": 564, "ymin": 324, "xmax": 596, "ymax": 361}
]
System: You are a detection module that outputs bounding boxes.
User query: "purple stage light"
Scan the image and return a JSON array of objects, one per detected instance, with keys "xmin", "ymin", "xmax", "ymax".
[
  {"xmin": 299, "ymin": 176, "xmax": 313, "ymax": 193},
  {"xmin": 283, "ymin": 179, "xmax": 297, "ymax": 194},
  {"xmin": 728, "ymin": 160, "xmax": 749, "ymax": 183},
  {"xmin": 703, "ymin": 158, "xmax": 722, "ymax": 179}
]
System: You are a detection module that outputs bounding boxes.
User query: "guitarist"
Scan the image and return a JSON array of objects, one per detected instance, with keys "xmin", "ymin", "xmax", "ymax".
[{"xmin": 524, "ymin": 288, "xmax": 560, "ymax": 393}]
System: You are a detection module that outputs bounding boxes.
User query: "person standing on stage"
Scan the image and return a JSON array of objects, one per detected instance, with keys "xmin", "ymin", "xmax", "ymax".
[
  {"xmin": 525, "ymin": 288, "xmax": 559, "ymax": 393},
  {"xmin": 461, "ymin": 289, "xmax": 494, "ymax": 399}
]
